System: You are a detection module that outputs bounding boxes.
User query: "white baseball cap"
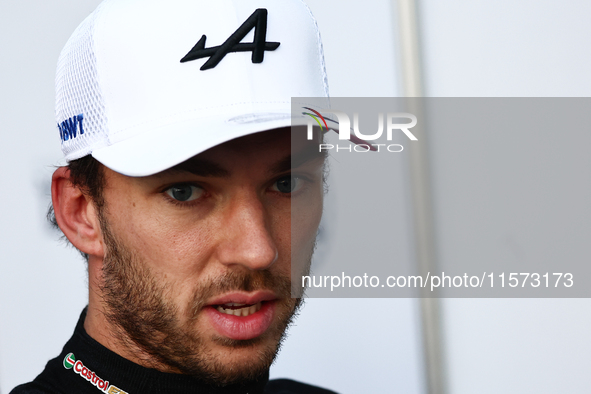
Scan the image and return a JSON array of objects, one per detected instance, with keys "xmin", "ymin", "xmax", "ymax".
[{"xmin": 56, "ymin": 0, "xmax": 329, "ymax": 176}]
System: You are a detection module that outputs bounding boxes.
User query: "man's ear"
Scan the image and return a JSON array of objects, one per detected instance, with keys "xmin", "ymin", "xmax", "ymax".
[{"xmin": 51, "ymin": 167, "xmax": 104, "ymax": 258}]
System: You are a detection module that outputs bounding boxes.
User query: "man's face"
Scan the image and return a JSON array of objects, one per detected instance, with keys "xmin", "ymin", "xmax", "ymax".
[{"xmin": 95, "ymin": 128, "xmax": 324, "ymax": 384}]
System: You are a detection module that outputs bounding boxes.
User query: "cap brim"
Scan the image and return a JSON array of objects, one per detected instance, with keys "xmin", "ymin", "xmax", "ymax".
[{"xmin": 92, "ymin": 112, "xmax": 312, "ymax": 177}]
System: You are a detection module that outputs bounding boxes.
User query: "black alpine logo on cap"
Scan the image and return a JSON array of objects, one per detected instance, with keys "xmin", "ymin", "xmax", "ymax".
[{"xmin": 181, "ymin": 8, "xmax": 280, "ymax": 70}]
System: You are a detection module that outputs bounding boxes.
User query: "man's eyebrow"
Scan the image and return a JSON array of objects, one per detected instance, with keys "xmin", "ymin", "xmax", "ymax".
[
  {"xmin": 270, "ymin": 144, "xmax": 327, "ymax": 174},
  {"xmin": 161, "ymin": 159, "xmax": 231, "ymax": 178}
]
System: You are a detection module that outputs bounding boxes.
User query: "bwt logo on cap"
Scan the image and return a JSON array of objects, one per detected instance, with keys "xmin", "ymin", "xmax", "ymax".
[{"xmin": 58, "ymin": 114, "xmax": 84, "ymax": 143}]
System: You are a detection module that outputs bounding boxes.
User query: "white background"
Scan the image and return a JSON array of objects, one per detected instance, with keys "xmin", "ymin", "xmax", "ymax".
[
  {"xmin": 420, "ymin": 1, "xmax": 591, "ymax": 393},
  {"xmin": 2, "ymin": 0, "xmax": 591, "ymax": 393}
]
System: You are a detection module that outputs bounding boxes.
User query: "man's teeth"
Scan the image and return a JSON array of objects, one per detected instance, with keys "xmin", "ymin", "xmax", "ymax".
[{"xmin": 216, "ymin": 302, "xmax": 262, "ymax": 317}]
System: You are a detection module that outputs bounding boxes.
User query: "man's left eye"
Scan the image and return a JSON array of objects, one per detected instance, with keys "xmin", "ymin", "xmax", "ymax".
[
  {"xmin": 165, "ymin": 184, "xmax": 204, "ymax": 202},
  {"xmin": 272, "ymin": 176, "xmax": 301, "ymax": 194}
]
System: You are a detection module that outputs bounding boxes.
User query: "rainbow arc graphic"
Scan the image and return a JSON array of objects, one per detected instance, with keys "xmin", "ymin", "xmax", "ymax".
[{"xmin": 303, "ymin": 107, "xmax": 328, "ymax": 131}]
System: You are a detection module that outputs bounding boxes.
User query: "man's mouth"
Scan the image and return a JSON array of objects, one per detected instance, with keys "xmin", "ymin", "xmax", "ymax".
[
  {"xmin": 215, "ymin": 302, "xmax": 263, "ymax": 317},
  {"xmin": 205, "ymin": 293, "xmax": 277, "ymax": 340}
]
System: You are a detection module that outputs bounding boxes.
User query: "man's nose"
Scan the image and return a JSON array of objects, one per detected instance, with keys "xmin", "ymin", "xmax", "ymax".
[{"xmin": 216, "ymin": 192, "xmax": 279, "ymax": 271}]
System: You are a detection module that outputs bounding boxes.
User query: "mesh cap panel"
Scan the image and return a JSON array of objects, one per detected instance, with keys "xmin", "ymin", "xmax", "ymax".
[{"xmin": 55, "ymin": 2, "xmax": 109, "ymax": 161}]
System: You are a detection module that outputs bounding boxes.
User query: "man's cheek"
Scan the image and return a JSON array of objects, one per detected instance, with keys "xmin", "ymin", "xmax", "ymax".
[{"xmin": 128, "ymin": 225, "xmax": 210, "ymax": 272}]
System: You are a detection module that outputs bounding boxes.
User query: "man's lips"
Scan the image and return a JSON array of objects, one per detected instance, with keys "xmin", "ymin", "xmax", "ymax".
[
  {"xmin": 206, "ymin": 290, "xmax": 277, "ymax": 307},
  {"xmin": 204, "ymin": 291, "xmax": 278, "ymax": 340}
]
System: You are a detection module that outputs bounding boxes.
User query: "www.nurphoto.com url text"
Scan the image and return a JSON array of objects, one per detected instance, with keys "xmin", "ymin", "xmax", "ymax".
[{"xmin": 302, "ymin": 272, "xmax": 574, "ymax": 292}]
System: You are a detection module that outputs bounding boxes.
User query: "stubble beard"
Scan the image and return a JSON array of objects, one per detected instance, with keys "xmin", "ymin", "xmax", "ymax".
[{"xmin": 96, "ymin": 211, "xmax": 306, "ymax": 386}]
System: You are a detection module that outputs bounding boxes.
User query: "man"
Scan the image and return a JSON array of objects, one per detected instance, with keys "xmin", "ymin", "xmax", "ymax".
[{"xmin": 11, "ymin": 0, "xmax": 334, "ymax": 393}]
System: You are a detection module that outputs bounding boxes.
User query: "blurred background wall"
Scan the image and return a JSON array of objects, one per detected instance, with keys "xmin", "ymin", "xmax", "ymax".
[
  {"xmin": 419, "ymin": 1, "xmax": 591, "ymax": 393},
  {"xmin": 1, "ymin": 1, "xmax": 590, "ymax": 393}
]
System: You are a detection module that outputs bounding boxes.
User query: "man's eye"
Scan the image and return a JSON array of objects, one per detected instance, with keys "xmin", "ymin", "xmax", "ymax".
[
  {"xmin": 165, "ymin": 184, "xmax": 204, "ymax": 202},
  {"xmin": 272, "ymin": 176, "xmax": 301, "ymax": 194}
]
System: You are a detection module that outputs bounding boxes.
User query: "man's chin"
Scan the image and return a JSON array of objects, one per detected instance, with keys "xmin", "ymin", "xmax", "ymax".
[
  {"xmin": 212, "ymin": 333, "xmax": 268, "ymax": 348},
  {"xmin": 182, "ymin": 341, "xmax": 277, "ymax": 386}
]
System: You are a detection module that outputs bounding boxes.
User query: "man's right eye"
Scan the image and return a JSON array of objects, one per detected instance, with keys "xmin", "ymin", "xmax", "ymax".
[{"xmin": 165, "ymin": 184, "xmax": 204, "ymax": 202}]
